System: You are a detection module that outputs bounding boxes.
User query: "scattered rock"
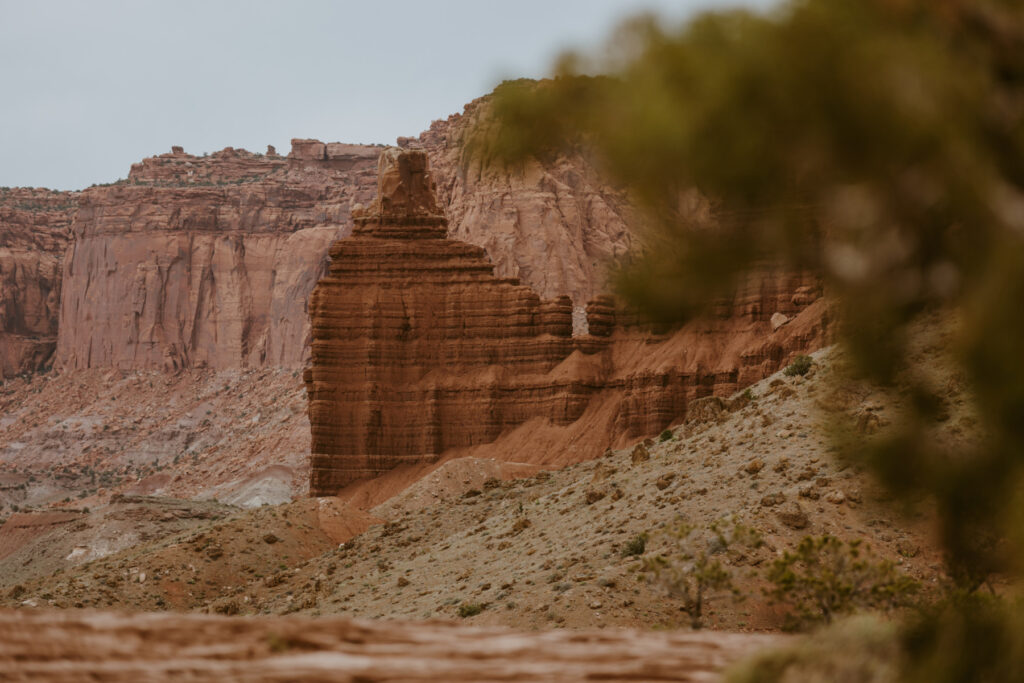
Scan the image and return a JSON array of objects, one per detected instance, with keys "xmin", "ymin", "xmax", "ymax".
[
  {"xmin": 760, "ymin": 492, "xmax": 786, "ymax": 507},
  {"xmin": 798, "ymin": 485, "xmax": 821, "ymax": 500},
  {"xmin": 777, "ymin": 503, "xmax": 810, "ymax": 530},
  {"xmin": 770, "ymin": 312, "xmax": 790, "ymax": 331},
  {"xmin": 795, "ymin": 466, "xmax": 818, "ymax": 482},
  {"xmin": 591, "ymin": 463, "xmax": 617, "ymax": 484},
  {"xmin": 856, "ymin": 411, "xmax": 889, "ymax": 434},
  {"xmin": 685, "ymin": 396, "xmax": 727, "ymax": 425},
  {"xmin": 824, "ymin": 490, "xmax": 846, "ymax": 505},
  {"xmin": 744, "ymin": 459, "xmax": 765, "ymax": 475},
  {"xmin": 630, "ymin": 443, "xmax": 651, "ymax": 465}
]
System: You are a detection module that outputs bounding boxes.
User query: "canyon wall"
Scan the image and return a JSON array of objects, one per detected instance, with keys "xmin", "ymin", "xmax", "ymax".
[
  {"xmin": 306, "ymin": 150, "xmax": 827, "ymax": 495},
  {"xmin": 50, "ymin": 94, "xmax": 634, "ymax": 373},
  {"xmin": 55, "ymin": 144, "xmax": 380, "ymax": 371},
  {"xmin": 0, "ymin": 188, "xmax": 77, "ymax": 378}
]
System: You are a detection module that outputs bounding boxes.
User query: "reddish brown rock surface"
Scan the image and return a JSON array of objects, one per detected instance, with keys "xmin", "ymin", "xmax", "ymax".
[
  {"xmin": 0, "ymin": 609, "xmax": 785, "ymax": 681},
  {"xmin": 51, "ymin": 96, "xmax": 635, "ymax": 374},
  {"xmin": 306, "ymin": 149, "xmax": 588, "ymax": 493},
  {"xmin": 0, "ymin": 188, "xmax": 77, "ymax": 378},
  {"xmin": 55, "ymin": 143, "xmax": 382, "ymax": 372},
  {"xmin": 306, "ymin": 150, "xmax": 828, "ymax": 495}
]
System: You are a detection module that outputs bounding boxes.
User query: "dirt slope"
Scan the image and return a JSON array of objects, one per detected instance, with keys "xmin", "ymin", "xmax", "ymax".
[{"xmin": 2, "ymin": 348, "xmax": 955, "ymax": 632}]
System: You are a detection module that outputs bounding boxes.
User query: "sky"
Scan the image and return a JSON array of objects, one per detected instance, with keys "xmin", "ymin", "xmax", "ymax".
[{"xmin": 0, "ymin": 0, "xmax": 778, "ymax": 190}]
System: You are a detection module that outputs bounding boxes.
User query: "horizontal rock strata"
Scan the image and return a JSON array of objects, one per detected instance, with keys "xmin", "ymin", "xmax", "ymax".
[
  {"xmin": 306, "ymin": 150, "xmax": 827, "ymax": 495},
  {"xmin": 49, "ymin": 93, "xmax": 636, "ymax": 374}
]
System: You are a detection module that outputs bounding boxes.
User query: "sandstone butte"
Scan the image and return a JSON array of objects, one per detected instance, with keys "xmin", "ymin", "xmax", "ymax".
[{"xmin": 305, "ymin": 148, "xmax": 828, "ymax": 496}]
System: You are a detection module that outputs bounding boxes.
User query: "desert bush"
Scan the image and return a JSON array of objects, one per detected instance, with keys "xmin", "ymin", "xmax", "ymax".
[
  {"xmin": 783, "ymin": 355, "xmax": 813, "ymax": 377},
  {"xmin": 767, "ymin": 535, "xmax": 919, "ymax": 629},
  {"xmin": 659, "ymin": 429, "xmax": 673, "ymax": 442},
  {"xmin": 621, "ymin": 533, "xmax": 648, "ymax": 558},
  {"xmin": 644, "ymin": 520, "xmax": 760, "ymax": 628}
]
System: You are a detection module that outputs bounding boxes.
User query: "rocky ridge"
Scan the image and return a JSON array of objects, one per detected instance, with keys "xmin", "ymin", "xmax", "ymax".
[
  {"xmin": 56, "ymin": 142, "xmax": 382, "ymax": 372},
  {"xmin": 48, "ymin": 92, "xmax": 638, "ymax": 375},
  {"xmin": 404, "ymin": 94, "xmax": 635, "ymax": 305}
]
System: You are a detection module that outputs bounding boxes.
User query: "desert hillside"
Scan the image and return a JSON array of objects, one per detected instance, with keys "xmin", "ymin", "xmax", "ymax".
[{"xmin": 1, "ymin": 348, "xmax": 953, "ymax": 636}]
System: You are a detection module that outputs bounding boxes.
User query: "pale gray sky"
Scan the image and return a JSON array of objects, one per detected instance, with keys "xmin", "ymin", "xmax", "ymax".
[{"xmin": 0, "ymin": 0, "xmax": 777, "ymax": 190}]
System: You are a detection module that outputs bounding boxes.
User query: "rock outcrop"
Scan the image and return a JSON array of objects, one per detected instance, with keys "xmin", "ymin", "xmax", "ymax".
[
  {"xmin": 305, "ymin": 149, "xmax": 583, "ymax": 492},
  {"xmin": 0, "ymin": 188, "xmax": 77, "ymax": 377},
  {"xmin": 306, "ymin": 150, "xmax": 828, "ymax": 495},
  {"xmin": 55, "ymin": 143, "xmax": 381, "ymax": 371},
  {"xmin": 51, "ymin": 94, "xmax": 636, "ymax": 374}
]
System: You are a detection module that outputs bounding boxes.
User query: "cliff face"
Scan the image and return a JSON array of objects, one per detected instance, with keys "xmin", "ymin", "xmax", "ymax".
[
  {"xmin": 405, "ymin": 96, "xmax": 635, "ymax": 306},
  {"xmin": 55, "ymin": 144, "xmax": 381, "ymax": 371},
  {"xmin": 306, "ymin": 150, "xmax": 828, "ymax": 495},
  {"xmin": 51, "ymin": 94, "xmax": 635, "ymax": 373},
  {"xmin": 0, "ymin": 188, "xmax": 77, "ymax": 377}
]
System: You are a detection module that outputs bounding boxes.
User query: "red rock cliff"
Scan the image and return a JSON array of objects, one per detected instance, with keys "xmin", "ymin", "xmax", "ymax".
[
  {"xmin": 305, "ymin": 150, "xmax": 828, "ymax": 495},
  {"xmin": 52, "ymin": 93, "xmax": 635, "ymax": 373},
  {"xmin": 55, "ymin": 144, "xmax": 381, "ymax": 371},
  {"xmin": 0, "ymin": 188, "xmax": 77, "ymax": 377}
]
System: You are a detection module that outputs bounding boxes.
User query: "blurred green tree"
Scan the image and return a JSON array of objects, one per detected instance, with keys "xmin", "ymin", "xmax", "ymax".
[
  {"xmin": 479, "ymin": 0, "xmax": 1024, "ymax": 587},
  {"xmin": 478, "ymin": 1, "xmax": 1024, "ymax": 677}
]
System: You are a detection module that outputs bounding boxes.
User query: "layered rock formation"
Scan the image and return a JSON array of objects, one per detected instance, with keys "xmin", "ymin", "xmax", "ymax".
[
  {"xmin": 306, "ymin": 150, "xmax": 827, "ymax": 495},
  {"xmin": 55, "ymin": 143, "xmax": 381, "ymax": 371},
  {"xmin": 0, "ymin": 188, "xmax": 77, "ymax": 377},
  {"xmin": 50, "ymin": 93, "xmax": 635, "ymax": 374},
  {"xmin": 0, "ymin": 609, "xmax": 784, "ymax": 681},
  {"xmin": 306, "ymin": 149, "xmax": 582, "ymax": 492}
]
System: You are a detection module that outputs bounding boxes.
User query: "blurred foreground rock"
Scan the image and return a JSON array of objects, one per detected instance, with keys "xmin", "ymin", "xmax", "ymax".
[{"xmin": 0, "ymin": 609, "xmax": 785, "ymax": 682}]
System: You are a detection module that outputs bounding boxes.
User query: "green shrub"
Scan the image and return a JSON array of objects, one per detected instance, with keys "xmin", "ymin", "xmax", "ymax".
[
  {"xmin": 621, "ymin": 533, "xmax": 648, "ymax": 557},
  {"xmin": 643, "ymin": 520, "xmax": 760, "ymax": 628},
  {"xmin": 458, "ymin": 602, "xmax": 484, "ymax": 618},
  {"xmin": 659, "ymin": 429, "xmax": 674, "ymax": 442},
  {"xmin": 783, "ymin": 355, "xmax": 813, "ymax": 377},
  {"xmin": 767, "ymin": 535, "xmax": 919, "ymax": 629}
]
